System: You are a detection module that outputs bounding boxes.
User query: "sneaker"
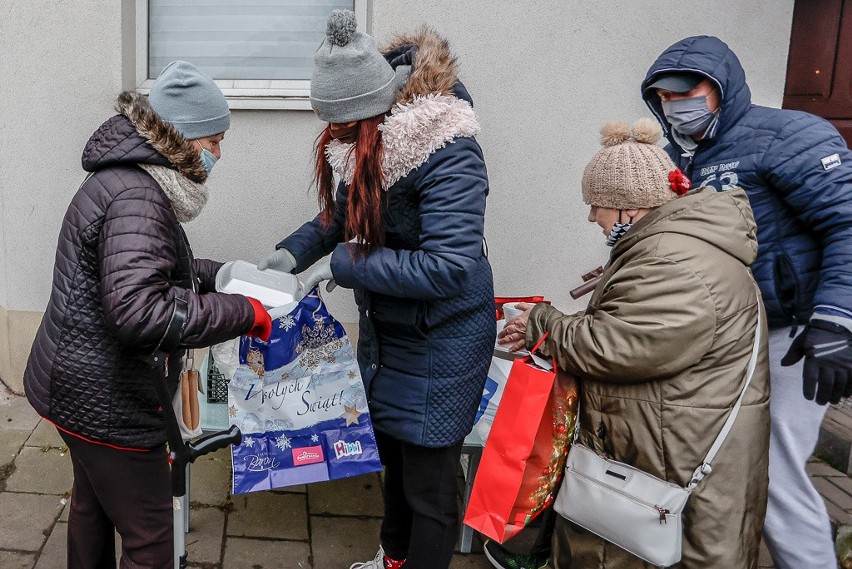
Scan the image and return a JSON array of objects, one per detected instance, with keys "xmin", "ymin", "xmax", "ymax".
[
  {"xmin": 483, "ymin": 539, "xmax": 548, "ymax": 569},
  {"xmin": 350, "ymin": 547, "xmax": 384, "ymax": 569},
  {"xmin": 349, "ymin": 546, "xmax": 405, "ymax": 569}
]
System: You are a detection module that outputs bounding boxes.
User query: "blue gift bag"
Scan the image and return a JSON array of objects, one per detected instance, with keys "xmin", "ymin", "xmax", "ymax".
[{"xmin": 228, "ymin": 292, "xmax": 381, "ymax": 494}]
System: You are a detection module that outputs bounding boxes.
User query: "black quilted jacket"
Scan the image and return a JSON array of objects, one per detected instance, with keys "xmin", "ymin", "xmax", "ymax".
[{"xmin": 24, "ymin": 92, "xmax": 255, "ymax": 450}]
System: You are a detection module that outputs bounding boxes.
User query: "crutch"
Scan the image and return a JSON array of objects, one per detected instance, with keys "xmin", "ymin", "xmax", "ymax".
[{"xmin": 149, "ymin": 297, "xmax": 242, "ymax": 569}]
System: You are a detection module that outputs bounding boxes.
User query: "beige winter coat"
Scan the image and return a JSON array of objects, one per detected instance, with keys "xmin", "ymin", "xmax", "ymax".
[{"xmin": 527, "ymin": 187, "xmax": 770, "ymax": 569}]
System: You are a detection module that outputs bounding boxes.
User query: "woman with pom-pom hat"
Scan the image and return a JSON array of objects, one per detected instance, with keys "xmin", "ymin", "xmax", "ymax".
[
  {"xmin": 259, "ymin": 10, "xmax": 494, "ymax": 569},
  {"xmin": 498, "ymin": 119, "xmax": 770, "ymax": 568}
]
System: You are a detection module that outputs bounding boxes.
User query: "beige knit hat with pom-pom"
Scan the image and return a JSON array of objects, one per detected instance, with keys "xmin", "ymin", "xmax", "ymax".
[{"xmin": 582, "ymin": 118, "xmax": 680, "ymax": 209}]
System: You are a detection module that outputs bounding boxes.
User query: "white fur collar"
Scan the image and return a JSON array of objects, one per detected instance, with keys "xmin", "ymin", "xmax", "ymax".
[
  {"xmin": 324, "ymin": 93, "xmax": 480, "ymax": 189},
  {"xmin": 139, "ymin": 164, "xmax": 208, "ymax": 222}
]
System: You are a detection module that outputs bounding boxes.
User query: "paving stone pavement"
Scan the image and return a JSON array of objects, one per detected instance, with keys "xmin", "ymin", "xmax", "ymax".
[
  {"xmin": 0, "ymin": 384, "xmax": 496, "ymax": 568},
  {"xmin": 0, "ymin": 383, "xmax": 846, "ymax": 568}
]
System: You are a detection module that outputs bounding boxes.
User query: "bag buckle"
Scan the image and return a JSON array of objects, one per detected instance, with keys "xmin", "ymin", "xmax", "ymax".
[
  {"xmin": 688, "ymin": 462, "xmax": 713, "ymax": 489},
  {"xmin": 655, "ymin": 505, "xmax": 670, "ymax": 524}
]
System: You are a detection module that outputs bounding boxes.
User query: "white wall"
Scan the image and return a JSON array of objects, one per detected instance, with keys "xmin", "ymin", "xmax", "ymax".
[
  {"xmin": 373, "ymin": 0, "xmax": 794, "ymax": 315},
  {"xmin": 1, "ymin": 0, "xmax": 794, "ymax": 329},
  {"xmin": 1, "ymin": 0, "xmax": 125, "ymax": 311}
]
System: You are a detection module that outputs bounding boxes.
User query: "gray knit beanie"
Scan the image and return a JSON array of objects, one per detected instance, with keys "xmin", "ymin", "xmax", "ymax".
[
  {"xmin": 148, "ymin": 60, "xmax": 231, "ymax": 140},
  {"xmin": 582, "ymin": 118, "xmax": 681, "ymax": 209},
  {"xmin": 310, "ymin": 10, "xmax": 409, "ymax": 123}
]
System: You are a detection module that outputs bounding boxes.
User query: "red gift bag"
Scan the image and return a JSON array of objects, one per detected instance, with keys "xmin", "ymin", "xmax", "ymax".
[{"xmin": 463, "ymin": 335, "xmax": 578, "ymax": 543}]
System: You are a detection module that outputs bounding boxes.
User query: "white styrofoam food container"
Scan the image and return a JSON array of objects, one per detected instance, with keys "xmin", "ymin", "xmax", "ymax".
[{"xmin": 215, "ymin": 260, "xmax": 304, "ymax": 309}]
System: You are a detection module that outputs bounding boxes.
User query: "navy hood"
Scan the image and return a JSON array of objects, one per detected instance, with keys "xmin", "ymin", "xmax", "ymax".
[{"xmin": 641, "ymin": 36, "xmax": 752, "ymax": 149}]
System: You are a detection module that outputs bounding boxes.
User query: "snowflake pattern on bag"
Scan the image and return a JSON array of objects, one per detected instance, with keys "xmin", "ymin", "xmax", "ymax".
[
  {"xmin": 275, "ymin": 434, "xmax": 292, "ymax": 450},
  {"xmin": 295, "ymin": 315, "xmax": 343, "ymax": 369},
  {"xmin": 279, "ymin": 315, "xmax": 296, "ymax": 331}
]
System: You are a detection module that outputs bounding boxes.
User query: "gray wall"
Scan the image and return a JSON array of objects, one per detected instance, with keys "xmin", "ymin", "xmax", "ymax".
[
  {"xmin": 0, "ymin": 0, "xmax": 794, "ymax": 389},
  {"xmin": 2, "ymin": 0, "xmax": 124, "ymax": 311}
]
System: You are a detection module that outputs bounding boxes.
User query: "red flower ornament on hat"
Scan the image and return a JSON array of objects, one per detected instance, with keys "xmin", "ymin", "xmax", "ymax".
[{"xmin": 668, "ymin": 168, "xmax": 691, "ymax": 196}]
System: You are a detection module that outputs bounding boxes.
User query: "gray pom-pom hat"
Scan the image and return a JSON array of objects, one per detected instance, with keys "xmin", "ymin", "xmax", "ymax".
[{"xmin": 310, "ymin": 10, "xmax": 410, "ymax": 123}]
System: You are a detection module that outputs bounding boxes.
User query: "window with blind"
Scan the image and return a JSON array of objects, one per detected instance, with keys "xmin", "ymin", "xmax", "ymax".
[{"xmin": 135, "ymin": 0, "xmax": 367, "ymax": 110}]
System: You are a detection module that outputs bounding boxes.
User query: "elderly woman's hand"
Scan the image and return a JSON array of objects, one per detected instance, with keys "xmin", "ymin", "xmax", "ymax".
[{"xmin": 497, "ymin": 302, "xmax": 535, "ymax": 352}]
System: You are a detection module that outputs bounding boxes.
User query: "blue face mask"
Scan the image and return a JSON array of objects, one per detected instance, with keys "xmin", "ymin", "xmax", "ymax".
[{"xmin": 195, "ymin": 141, "xmax": 218, "ymax": 175}]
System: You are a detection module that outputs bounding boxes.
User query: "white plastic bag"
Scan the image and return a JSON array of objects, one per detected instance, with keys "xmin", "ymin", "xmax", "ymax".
[{"xmin": 473, "ymin": 320, "xmax": 527, "ymax": 444}]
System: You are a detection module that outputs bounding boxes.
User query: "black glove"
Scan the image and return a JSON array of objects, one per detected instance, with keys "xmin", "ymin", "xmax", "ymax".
[{"xmin": 781, "ymin": 320, "xmax": 852, "ymax": 405}]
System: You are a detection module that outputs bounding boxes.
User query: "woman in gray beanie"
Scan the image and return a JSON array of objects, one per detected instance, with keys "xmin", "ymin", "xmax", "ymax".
[
  {"xmin": 23, "ymin": 61, "xmax": 272, "ymax": 568},
  {"xmin": 260, "ymin": 10, "xmax": 494, "ymax": 569}
]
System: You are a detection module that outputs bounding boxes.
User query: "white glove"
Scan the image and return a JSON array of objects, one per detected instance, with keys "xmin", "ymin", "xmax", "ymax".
[
  {"xmin": 258, "ymin": 249, "xmax": 296, "ymax": 273},
  {"xmin": 304, "ymin": 256, "xmax": 337, "ymax": 293}
]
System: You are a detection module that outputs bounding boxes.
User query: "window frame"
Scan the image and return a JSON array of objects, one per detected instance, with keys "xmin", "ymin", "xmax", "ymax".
[{"xmin": 135, "ymin": 0, "xmax": 367, "ymax": 110}]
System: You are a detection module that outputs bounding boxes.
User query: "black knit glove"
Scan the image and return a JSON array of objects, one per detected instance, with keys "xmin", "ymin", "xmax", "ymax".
[{"xmin": 781, "ymin": 320, "xmax": 852, "ymax": 405}]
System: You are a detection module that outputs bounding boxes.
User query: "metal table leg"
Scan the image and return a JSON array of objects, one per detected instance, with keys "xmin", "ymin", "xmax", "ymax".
[{"xmin": 183, "ymin": 464, "xmax": 190, "ymax": 533}]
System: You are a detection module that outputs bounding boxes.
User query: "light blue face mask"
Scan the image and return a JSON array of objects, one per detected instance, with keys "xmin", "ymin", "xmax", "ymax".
[
  {"xmin": 195, "ymin": 141, "xmax": 218, "ymax": 175},
  {"xmin": 661, "ymin": 95, "xmax": 718, "ymax": 137}
]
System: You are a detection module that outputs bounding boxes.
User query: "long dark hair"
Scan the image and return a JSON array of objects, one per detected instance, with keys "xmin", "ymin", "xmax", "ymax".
[{"xmin": 315, "ymin": 115, "xmax": 386, "ymax": 254}]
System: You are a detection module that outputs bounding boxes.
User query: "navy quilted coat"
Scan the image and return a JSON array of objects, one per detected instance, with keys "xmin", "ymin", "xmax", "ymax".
[
  {"xmin": 642, "ymin": 36, "xmax": 852, "ymax": 328},
  {"xmin": 24, "ymin": 92, "xmax": 255, "ymax": 450},
  {"xmin": 280, "ymin": 30, "xmax": 495, "ymax": 447}
]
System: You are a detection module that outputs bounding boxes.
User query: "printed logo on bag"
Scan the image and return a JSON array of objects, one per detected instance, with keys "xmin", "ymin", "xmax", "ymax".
[
  {"xmin": 292, "ymin": 445, "xmax": 325, "ymax": 466},
  {"xmin": 333, "ymin": 439, "xmax": 363, "ymax": 460},
  {"xmin": 246, "ymin": 454, "xmax": 280, "ymax": 472},
  {"xmin": 821, "ymin": 153, "xmax": 841, "ymax": 171},
  {"xmin": 475, "ymin": 377, "xmax": 499, "ymax": 422}
]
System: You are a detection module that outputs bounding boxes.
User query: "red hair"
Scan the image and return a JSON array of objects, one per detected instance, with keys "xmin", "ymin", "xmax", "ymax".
[{"xmin": 315, "ymin": 115, "xmax": 386, "ymax": 254}]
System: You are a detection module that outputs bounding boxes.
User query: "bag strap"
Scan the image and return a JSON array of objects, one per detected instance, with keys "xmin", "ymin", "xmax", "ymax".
[
  {"xmin": 687, "ymin": 289, "xmax": 762, "ymax": 490},
  {"xmin": 529, "ymin": 331, "xmax": 549, "ymax": 354},
  {"xmin": 526, "ymin": 332, "xmax": 557, "ymax": 371},
  {"xmin": 145, "ymin": 296, "xmax": 188, "ymax": 371}
]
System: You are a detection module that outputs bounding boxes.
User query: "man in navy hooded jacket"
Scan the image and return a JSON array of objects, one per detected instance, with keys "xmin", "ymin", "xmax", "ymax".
[{"xmin": 642, "ymin": 35, "xmax": 852, "ymax": 568}]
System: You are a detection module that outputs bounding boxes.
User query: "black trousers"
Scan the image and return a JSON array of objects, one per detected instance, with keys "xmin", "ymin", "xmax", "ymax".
[
  {"xmin": 376, "ymin": 431, "xmax": 464, "ymax": 569},
  {"xmin": 59, "ymin": 430, "xmax": 173, "ymax": 569}
]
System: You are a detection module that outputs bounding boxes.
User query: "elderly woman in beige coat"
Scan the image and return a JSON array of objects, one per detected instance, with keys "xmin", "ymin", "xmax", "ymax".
[{"xmin": 499, "ymin": 119, "xmax": 770, "ymax": 569}]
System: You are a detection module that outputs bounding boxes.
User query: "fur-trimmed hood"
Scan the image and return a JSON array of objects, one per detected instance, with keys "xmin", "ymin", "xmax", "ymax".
[
  {"xmin": 81, "ymin": 92, "xmax": 210, "ymax": 221},
  {"xmin": 82, "ymin": 91, "xmax": 208, "ymax": 185},
  {"xmin": 382, "ymin": 27, "xmax": 459, "ymax": 106},
  {"xmin": 326, "ymin": 28, "xmax": 480, "ymax": 188},
  {"xmin": 325, "ymin": 94, "xmax": 479, "ymax": 189},
  {"xmin": 114, "ymin": 91, "xmax": 208, "ymax": 184}
]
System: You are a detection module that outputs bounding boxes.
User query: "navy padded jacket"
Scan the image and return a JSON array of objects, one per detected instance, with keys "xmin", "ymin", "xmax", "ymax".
[
  {"xmin": 280, "ymin": 134, "xmax": 494, "ymax": 448},
  {"xmin": 642, "ymin": 35, "xmax": 852, "ymax": 328}
]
